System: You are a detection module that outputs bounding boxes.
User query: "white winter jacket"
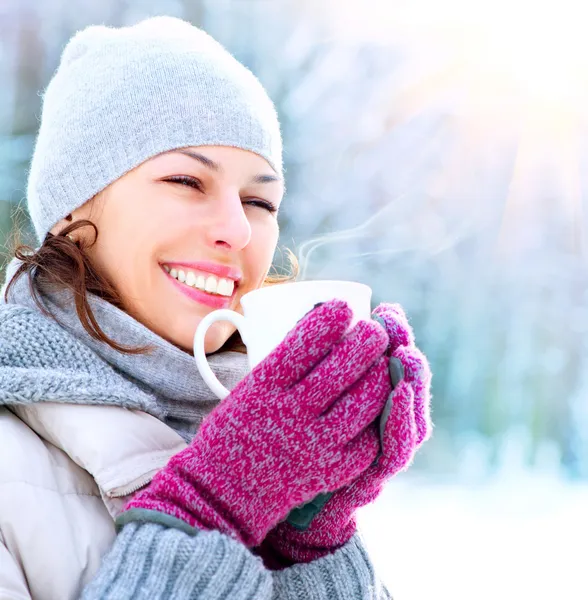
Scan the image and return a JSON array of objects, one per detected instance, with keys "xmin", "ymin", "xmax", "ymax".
[{"xmin": 0, "ymin": 403, "xmax": 187, "ymax": 600}]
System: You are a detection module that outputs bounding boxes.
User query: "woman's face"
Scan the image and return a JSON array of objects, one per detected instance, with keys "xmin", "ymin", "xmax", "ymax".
[{"xmin": 57, "ymin": 146, "xmax": 283, "ymax": 353}]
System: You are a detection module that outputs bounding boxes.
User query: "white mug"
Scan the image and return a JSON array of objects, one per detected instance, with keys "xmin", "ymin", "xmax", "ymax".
[{"xmin": 193, "ymin": 280, "xmax": 372, "ymax": 399}]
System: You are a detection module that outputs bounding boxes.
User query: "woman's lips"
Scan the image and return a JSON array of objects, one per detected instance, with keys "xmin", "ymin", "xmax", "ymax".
[
  {"xmin": 163, "ymin": 267, "xmax": 234, "ymax": 309},
  {"xmin": 164, "ymin": 260, "xmax": 242, "ymax": 284}
]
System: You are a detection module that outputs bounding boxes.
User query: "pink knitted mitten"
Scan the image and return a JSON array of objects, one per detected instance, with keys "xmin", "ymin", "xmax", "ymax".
[
  {"xmin": 122, "ymin": 299, "xmax": 392, "ymax": 547},
  {"xmin": 259, "ymin": 302, "xmax": 433, "ymax": 565}
]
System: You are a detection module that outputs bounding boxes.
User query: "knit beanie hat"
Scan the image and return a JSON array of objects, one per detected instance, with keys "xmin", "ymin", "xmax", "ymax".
[{"xmin": 26, "ymin": 16, "xmax": 283, "ymax": 243}]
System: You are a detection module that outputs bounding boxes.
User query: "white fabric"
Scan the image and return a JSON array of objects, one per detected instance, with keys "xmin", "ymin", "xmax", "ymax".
[{"xmin": 0, "ymin": 403, "xmax": 186, "ymax": 600}]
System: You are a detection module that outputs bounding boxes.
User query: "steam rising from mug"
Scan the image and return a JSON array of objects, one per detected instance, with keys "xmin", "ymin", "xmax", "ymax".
[{"xmin": 296, "ymin": 189, "xmax": 475, "ymax": 280}]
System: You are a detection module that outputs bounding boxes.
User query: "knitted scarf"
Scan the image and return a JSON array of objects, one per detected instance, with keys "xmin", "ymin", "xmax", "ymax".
[{"xmin": 0, "ymin": 257, "xmax": 250, "ymax": 441}]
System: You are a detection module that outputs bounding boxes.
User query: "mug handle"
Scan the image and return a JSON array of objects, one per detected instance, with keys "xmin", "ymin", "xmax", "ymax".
[{"xmin": 193, "ymin": 309, "xmax": 247, "ymax": 400}]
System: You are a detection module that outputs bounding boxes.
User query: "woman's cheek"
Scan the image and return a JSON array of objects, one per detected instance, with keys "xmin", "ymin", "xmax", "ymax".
[{"xmin": 253, "ymin": 221, "xmax": 279, "ymax": 275}]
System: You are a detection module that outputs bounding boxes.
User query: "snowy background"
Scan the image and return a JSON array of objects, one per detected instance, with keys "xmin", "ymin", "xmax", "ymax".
[
  {"xmin": 360, "ymin": 471, "xmax": 588, "ymax": 600},
  {"xmin": 1, "ymin": 1, "xmax": 587, "ymax": 598}
]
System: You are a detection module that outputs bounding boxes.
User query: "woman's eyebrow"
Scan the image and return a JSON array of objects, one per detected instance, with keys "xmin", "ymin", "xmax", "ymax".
[
  {"xmin": 171, "ymin": 149, "xmax": 282, "ymax": 184},
  {"xmin": 175, "ymin": 149, "xmax": 221, "ymax": 172},
  {"xmin": 251, "ymin": 174, "xmax": 281, "ymax": 184}
]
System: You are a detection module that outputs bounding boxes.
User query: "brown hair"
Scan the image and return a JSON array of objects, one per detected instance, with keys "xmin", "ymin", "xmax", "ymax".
[{"xmin": 4, "ymin": 219, "xmax": 299, "ymax": 354}]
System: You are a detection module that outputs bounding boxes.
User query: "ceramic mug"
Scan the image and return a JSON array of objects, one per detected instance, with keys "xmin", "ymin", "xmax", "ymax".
[{"xmin": 193, "ymin": 279, "xmax": 372, "ymax": 400}]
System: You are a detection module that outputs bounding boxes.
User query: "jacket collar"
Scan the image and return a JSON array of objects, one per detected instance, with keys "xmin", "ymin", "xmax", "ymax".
[{"xmin": 11, "ymin": 403, "xmax": 186, "ymax": 515}]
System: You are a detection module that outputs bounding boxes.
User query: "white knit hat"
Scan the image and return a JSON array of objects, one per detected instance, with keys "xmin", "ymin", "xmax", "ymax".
[{"xmin": 27, "ymin": 16, "xmax": 283, "ymax": 242}]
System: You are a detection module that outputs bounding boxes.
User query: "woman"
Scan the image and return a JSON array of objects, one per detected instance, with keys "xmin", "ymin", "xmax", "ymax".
[{"xmin": 0, "ymin": 16, "xmax": 432, "ymax": 599}]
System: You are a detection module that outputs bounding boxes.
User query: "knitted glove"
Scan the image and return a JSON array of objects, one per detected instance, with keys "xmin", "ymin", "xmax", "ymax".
[
  {"xmin": 120, "ymin": 299, "xmax": 392, "ymax": 548},
  {"xmin": 258, "ymin": 302, "xmax": 433, "ymax": 565}
]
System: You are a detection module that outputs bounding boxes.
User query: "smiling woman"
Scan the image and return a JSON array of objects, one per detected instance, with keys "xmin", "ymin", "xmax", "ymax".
[
  {"xmin": 6, "ymin": 145, "xmax": 289, "ymax": 354},
  {"xmin": 0, "ymin": 15, "xmax": 416, "ymax": 600}
]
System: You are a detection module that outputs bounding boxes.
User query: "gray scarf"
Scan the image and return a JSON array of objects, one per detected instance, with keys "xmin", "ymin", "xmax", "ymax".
[{"xmin": 0, "ymin": 258, "xmax": 250, "ymax": 441}]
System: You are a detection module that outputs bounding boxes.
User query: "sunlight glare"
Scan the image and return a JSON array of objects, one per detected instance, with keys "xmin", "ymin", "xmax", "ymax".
[{"xmin": 334, "ymin": 0, "xmax": 588, "ymax": 116}]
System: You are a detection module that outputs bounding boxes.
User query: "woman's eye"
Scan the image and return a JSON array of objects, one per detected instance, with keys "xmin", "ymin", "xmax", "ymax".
[
  {"xmin": 164, "ymin": 177, "xmax": 276, "ymax": 214},
  {"xmin": 244, "ymin": 198, "xmax": 278, "ymax": 214},
  {"xmin": 164, "ymin": 175, "xmax": 203, "ymax": 191}
]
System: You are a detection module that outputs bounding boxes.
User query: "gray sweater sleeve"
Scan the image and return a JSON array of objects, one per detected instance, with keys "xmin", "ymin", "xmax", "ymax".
[
  {"xmin": 81, "ymin": 521, "xmax": 273, "ymax": 600},
  {"xmin": 81, "ymin": 517, "xmax": 390, "ymax": 600},
  {"xmin": 270, "ymin": 534, "xmax": 393, "ymax": 600}
]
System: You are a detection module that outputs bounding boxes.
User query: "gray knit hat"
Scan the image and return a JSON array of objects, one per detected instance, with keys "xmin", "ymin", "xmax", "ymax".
[{"xmin": 27, "ymin": 16, "xmax": 283, "ymax": 242}]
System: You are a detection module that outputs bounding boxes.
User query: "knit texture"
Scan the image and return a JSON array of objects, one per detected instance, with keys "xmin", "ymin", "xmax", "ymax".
[
  {"xmin": 0, "ymin": 266, "xmax": 393, "ymax": 598},
  {"xmin": 0, "ymin": 257, "xmax": 249, "ymax": 441},
  {"xmin": 81, "ymin": 522, "xmax": 393, "ymax": 600},
  {"xmin": 271, "ymin": 534, "xmax": 393, "ymax": 600},
  {"xmin": 123, "ymin": 299, "xmax": 392, "ymax": 547},
  {"xmin": 80, "ymin": 522, "xmax": 273, "ymax": 600},
  {"xmin": 27, "ymin": 15, "xmax": 283, "ymax": 242},
  {"xmin": 262, "ymin": 303, "xmax": 433, "ymax": 563}
]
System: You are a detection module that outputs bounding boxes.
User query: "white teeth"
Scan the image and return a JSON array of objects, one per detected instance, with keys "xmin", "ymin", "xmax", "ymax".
[
  {"xmin": 185, "ymin": 271, "xmax": 196, "ymax": 287},
  {"xmin": 165, "ymin": 266, "xmax": 235, "ymax": 297},
  {"xmin": 217, "ymin": 279, "xmax": 229, "ymax": 296},
  {"xmin": 218, "ymin": 278, "xmax": 234, "ymax": 296},
  {"xmin": 205, "ymin": 275, "xmax": 218, "ymax": 293}
]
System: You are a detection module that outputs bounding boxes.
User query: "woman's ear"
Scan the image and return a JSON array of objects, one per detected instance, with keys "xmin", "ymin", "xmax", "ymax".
[
  {"xmin": 48, "ymin": 193, "xmax": 101, "ymax": 241},
  {"xmin": 49, "ymin": 214, "xmax": 73, "ymax": 236}
]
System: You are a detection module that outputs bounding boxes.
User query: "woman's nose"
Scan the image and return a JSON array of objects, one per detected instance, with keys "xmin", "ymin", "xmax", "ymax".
[{"xmin": 205, "ymin": 193, "xmax": 252, "ymax": 251}]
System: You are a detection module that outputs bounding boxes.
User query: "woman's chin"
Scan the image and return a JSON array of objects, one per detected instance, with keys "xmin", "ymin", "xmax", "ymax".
[
  {"xmin": 203, "ymin": 332, "xmax": 232, "ymax": 355},
  {"xmin": 168, "ymin": 329, "xmax": 231, "ymax": 356}
]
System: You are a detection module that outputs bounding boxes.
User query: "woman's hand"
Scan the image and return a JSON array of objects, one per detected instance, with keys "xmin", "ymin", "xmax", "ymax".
[
  {"xmin": 258, "ymin": 303, "xmax": 432, "ymax": 566},
  {"xmin": 121, "ymin": 299, "xmax": 392, "ymax": 547}
]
